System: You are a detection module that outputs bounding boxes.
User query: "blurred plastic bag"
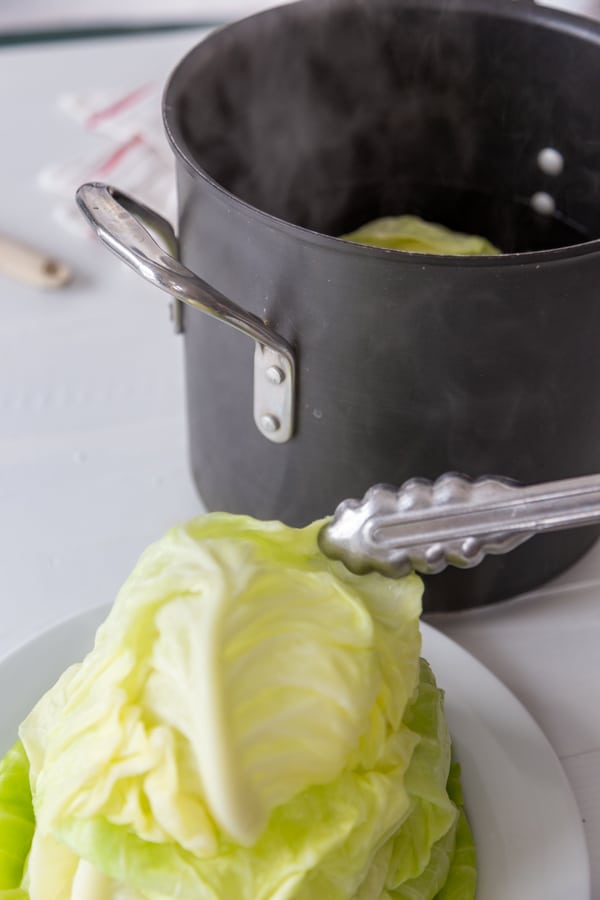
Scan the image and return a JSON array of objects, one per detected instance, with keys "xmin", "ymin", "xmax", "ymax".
[{"xmin": 38, "ymin": 83, "xmax": 176, "ymax": 236}]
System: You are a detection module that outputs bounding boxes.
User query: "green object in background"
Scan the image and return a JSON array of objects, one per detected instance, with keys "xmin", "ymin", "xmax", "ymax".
[
  {"xmin": 0, "ymin": 742, "xmax": 34, "ymax": 892},
  {"xmin": 343, "ymin": 215, "xmax": 501, "ymax": 255}
]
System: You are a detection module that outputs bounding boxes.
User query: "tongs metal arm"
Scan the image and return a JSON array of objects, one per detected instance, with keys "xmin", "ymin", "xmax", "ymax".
[{"xmin": 319, "ymin": 472, "xmax": 600, "ymax": 577}]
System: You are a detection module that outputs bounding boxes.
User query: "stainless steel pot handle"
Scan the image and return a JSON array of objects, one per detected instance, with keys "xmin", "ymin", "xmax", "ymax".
[{"xmin": 75, "ymin": 182, "xmax": 295, "ymax": 444}]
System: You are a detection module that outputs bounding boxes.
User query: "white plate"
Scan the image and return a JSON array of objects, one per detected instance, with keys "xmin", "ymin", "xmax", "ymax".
[{"xmin": 0, "ymin": 608, "xmax": 590, "ymax": 900}]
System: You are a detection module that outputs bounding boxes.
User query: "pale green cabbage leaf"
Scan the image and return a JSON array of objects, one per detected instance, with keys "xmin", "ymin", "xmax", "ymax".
[
  {"xmin": 0, "ymin": 513, "xmax": 475, "ymax": 900},
  {"xmin": 343, "ymin": 215, "xmax": 500, "ymax": 255},
  {"xmin": 0, "ymin": 742, "xmax": 34, "ymax": 893}
]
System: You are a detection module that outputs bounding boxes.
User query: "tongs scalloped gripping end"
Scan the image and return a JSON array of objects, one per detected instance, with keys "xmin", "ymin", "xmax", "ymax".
[
  {"xmin": 318, "ymin": 481, "xmax": 428, "ymax": 579},
  {"xmin": 316, "ymin": 470, "xmax": 600, "ymax": 579}
]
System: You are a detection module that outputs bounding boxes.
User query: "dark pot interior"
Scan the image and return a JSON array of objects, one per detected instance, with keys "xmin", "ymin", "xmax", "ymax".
[{"xmin": 172, "ymin": 0, "xmax": 600, "ymax": 253}]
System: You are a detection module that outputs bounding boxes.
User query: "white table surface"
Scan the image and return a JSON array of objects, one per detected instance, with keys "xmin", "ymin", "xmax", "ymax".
[{"xmin": 0, "ymin": 27, "xmax": 598, "ymax": 898}]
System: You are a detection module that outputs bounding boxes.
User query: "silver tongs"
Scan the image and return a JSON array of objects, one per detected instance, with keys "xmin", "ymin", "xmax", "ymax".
[{"xmin": 319, "ymin": 472, "xmax": 600, "ymax": 577}]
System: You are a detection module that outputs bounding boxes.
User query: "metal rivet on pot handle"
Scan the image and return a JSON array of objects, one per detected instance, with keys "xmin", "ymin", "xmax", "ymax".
[{"xmin": 75, "ymin": 182, "xmax": 295, "ymax": 443}]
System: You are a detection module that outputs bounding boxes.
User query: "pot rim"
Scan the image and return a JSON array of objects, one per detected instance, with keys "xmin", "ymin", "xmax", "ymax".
[{"xmin": 162, "ymin": 0, "xmax": 600, "ymax": 269}]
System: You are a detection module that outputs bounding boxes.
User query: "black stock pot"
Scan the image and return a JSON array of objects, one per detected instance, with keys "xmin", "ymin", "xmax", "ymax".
[{"xmin": 77, "ymin": 0, "xmax": 600, "ymax": 612}]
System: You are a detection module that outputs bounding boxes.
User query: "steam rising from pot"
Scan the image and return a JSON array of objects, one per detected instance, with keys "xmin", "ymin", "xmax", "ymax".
[{"xmin": 170, "ymin": 0, "xmax": 599, "ymax": 253}]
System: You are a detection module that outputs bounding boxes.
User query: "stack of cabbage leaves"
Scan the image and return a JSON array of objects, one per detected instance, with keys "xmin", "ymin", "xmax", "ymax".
[{"xmin": 0, "ymin": 515, "xmax": 476, "ymax": 900}]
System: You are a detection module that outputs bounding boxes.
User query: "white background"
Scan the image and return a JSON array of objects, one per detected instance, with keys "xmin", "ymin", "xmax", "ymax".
[{"xmin": 0, "ymin": 0, "xmax": 597, "ymax": 30}]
